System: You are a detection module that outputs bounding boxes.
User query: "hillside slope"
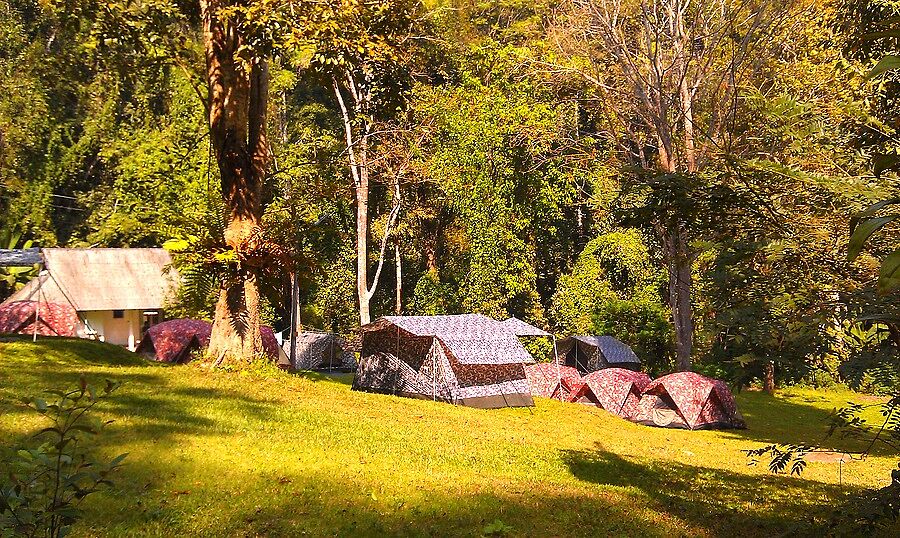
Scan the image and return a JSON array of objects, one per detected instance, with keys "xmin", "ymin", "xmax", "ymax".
[{"xmin": 0, "ymin": 338, "xmax": 895, "ymax": 537}]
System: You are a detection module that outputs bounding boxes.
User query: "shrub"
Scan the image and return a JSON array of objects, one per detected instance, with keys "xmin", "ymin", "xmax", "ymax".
[
  {"xmin": 0, "ymin": 377, "xmax": 127, "ymax": 538},
  {"xmin": 592, "ymin": 297, "xmax": 674, "ymax": 375}
]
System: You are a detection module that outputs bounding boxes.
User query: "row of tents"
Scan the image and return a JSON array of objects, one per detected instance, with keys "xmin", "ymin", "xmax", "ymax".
[
  {"xmin": 526, "ymin": 364, "xmax": 745, "ymax": 430},
  {"xmin": 349, "ymin": 314, "xmax": 744, "ymax": 430},
  {"xmin": 0, "ymin": 304, "xmax": 744, "ymax": 429}
]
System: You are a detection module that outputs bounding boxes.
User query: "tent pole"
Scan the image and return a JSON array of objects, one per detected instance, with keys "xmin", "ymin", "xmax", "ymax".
[
  {"xmin": 33, "ymin": 266, "xmax": 43, "ymax": 343},
  {"xmin": 289, "ymin": 271, "xmax": 299, "ymax": 369},
  {"xmin": 553, "ymin": 335, "xmax": 562, "ymax": 402}
]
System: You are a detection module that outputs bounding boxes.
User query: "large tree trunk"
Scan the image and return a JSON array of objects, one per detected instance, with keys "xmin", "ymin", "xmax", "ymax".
[{"xmin": 201, "ymin": 0, "xmax": 269, "ymax": 362}]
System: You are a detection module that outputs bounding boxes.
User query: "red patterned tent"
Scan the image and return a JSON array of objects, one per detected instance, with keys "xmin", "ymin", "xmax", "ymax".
[
  {"xmin": 137, "ymin": 319, "xmax": 212, "ymax": 363},
  {"xmin": 138, "ymin": 319, "xmax": 282, "ymax": 363},
  {"xmin": 0, "ymin": 300, "xmax": 79, "ymax": 337},
  {"xmin": 632, "ymin": 372, "xmax": 745, "ymax": 430},
  {"xmin": 576, "ymin": 368, "xmax": 652, "ymax": 418},
  {"xmin": 525, "ymin": 362, "xmax": 582, "ymax": 400}
]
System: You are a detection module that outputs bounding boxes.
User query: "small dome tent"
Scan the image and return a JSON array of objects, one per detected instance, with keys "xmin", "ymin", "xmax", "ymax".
[
  {"xmin": 554, "ymin": 336, "xmax": 641, "ymax": 374},
  {"xmin": 525, "ymin": 362, "xmax": 582, "ymax": 400},
  {"xmin": 280, "ymin": 332, "xmax": 356, "ymax": 371},
  {"xmin": 136, "ymin": 319, "xmax": 212, "ymax": 363},
  {"xmin": 632, "ymin": 372, "xmax": 745, "ymax": 430},
  {"xmin": 0, "ymin": 300, "xmax": 80, "ymax": 337},
  {"xmin": 578, "ymin": 368, "xmax": 652, "ymax": 418}
]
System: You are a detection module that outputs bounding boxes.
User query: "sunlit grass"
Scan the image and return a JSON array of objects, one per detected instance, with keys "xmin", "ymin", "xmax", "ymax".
[{"xmin": 0, "ymin": 337, "xmax": 896, "ymax": 537}]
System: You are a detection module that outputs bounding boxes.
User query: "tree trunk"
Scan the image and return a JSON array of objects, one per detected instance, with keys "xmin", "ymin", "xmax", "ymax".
[
  {"xmin": 394, "ymin": 240, "xmax": 402, "ymax": 315},
  {"xmin": 763, "ymin": 360, "xmax": 776, "ymax": 394},
  {"xmin": 201, "ymin": 0, "xmax": 268, "ymax": 362},
  {"xmin": 664, "ymin": 226, "xmax": 694, "ymax": 372},
  {"xmin": 356, "ymin": 164, "xmax": 370, "ymax": 325}
]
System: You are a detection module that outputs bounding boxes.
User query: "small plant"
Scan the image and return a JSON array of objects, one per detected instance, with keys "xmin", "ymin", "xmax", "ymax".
[
  {"xmin": 0, "ymin": 377, "xmax": 127, "ymax": 538},
  {"xmin": 745, "ymin": 393, "xmax": 900, "ymax": 530},
  {"xmin": 481, "ymin": 519, "xmax": 514, "ymax": 537}
]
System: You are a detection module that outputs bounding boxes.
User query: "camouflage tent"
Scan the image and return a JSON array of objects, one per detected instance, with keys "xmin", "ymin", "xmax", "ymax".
[
  {"xmin": 524, "ymin": 362, "xmax": 582, "ymax": 400},
  {"xmin": 632, "ymin": 372, "xmax": 745, "ymax": 430},
  {"xmin": 280, "ymin": 332, "xmax": 356, "ymax": 371},
  {"xmin": 353, "ymin": 314, "xmax": 535, "ymax": 408},
  {"xmin": 0, "ymin": 300, "xmax": 79, "ymax": 337},
  {"xmin": 575, "ymin": 368, "xmax": 652, "ymax": 418},
  {"xmin": 554, "ymin": 336, "xmax": 641, "ymax": 374}
]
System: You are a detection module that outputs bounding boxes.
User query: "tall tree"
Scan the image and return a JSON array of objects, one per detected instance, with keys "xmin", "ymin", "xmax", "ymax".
[
  {"xmin": 552, "ymin": 0, "xmax": 785, "ymax": 370},
  {"xmin": 305, "ymin": 0, "xmax": 422, "ymax": 324},
  {"xmin": 200, "ymin": 0, "xmax": 271, "ymax": 361}
]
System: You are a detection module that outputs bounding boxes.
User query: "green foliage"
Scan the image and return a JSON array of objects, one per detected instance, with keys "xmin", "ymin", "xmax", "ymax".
[
  {"xmin": 551, "ymin": 230, "xmax": 662, "ymax": 336},
  {"xmin": 592, "ymin": 297, "xmax": 673, "ymax": 375},
  {"xmin": 0, "ymin": 376, "xmax": 126, "ymax": 538},
  {"xmin": 410, "ymin": 269, "xmax": 454, "ymax": 316},
  {"xmin": 0, "ymin": 228, "xmax": 39, "ymax": 299}
]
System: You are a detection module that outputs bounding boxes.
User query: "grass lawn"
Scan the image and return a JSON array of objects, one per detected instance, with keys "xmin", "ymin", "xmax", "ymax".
[{"xmin": 0, "ymin": 337, "xmax": 897, "ymax": 537}]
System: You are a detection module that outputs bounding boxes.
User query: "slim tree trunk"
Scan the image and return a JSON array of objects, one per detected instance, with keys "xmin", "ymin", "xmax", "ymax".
[
  {"xmin": 663, "ymin": 226, "xmax": 694, "ymax": 372},
  {"xmin": 763, "ymin": 360, "xmax": 776, "ymax": 394},
  {"xmin": 394, "ymin": 240, "xmax": 402, "ymax": 315},
  {"xmin": 356, "ymin": 150, "xmax": 370, "ymax": 324},
  {"xmin": 201, "ymin": 0, "xmax": 268, "ymax": 362}
]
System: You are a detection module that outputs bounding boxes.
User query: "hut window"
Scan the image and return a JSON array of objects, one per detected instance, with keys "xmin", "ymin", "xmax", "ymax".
[{"xmin": 113, "ymin": 310, "xmax": 125, "ymax": 319}]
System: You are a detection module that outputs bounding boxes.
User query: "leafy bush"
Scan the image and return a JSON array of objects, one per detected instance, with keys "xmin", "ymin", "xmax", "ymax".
[
  {"xmin": 592, "ymin": 297, "xmax": 674, "ymax": 375},
  {"xmin": 0, "ymin": 377, "xmax": 127, "ymax": 538},
  {"xmin": 551, "ymin": 230, "xmax": 664, "ymax": 335}
]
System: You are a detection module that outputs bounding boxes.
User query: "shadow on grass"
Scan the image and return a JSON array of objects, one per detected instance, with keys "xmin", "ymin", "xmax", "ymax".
[
  {"xmin": 563, "ymin": 443, "xmax": 859, "ymax": 536},
  {"xmin": 83, "ymin": 452, "xmax": 858, "ymax": 538},
  {"xmin": 728, "ymin": 391, "xmax": 899, "ymax": 457}
]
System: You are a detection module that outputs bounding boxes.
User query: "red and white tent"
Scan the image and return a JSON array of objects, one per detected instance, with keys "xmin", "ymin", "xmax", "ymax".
[
  {"xmin": 525, "ymin": 362, "xmax": 582, "ymax": 400},
  {"xmin": 0, "ymin": 300, "xmax": 79, "ymax": 338},
  {"xmin": 576, "ymin": 368, "xmax": 652, "ymax": 417},
  {"xmin": 136, "ymin": 319, "xmax": 212, "ymax": 363},
  {"xmin": 137, "ymin": 318, "xmax": 283, "ymax": 363},
  {"xmin": 632, "ymin": 372, "xmax": 745, "ymax": 430}
]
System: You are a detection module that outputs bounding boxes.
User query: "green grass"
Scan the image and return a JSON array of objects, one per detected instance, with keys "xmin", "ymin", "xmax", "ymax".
[{"xmin": 0, "ymin": 337, "xmax": 897, "ymax": 537}]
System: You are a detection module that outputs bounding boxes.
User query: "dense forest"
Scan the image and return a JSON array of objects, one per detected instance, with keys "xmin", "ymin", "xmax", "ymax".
[{"xmin": 0, "ymin": 0, "xmax": 898, "ymax": 389}]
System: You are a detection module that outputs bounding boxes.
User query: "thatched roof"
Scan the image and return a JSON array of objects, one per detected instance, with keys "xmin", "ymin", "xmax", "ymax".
[{"xmin": 4, "ymin": 248, "xmax": 175, "ymax": 311}]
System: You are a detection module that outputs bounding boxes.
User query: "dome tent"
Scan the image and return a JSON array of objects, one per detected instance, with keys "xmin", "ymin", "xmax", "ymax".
[
  {"xmin": 525, "ymin": 362, "xmax": 582, "ymax": 400},
  {"xmin": 0, "ymin": 300, "xmax": 79, "ymax": 337},
  {"xmin": 632, "ymin": 372, "xmax": 745, "ymax": 430},
  {"xmin": 576, "ymin": 368, "xmax": 652, "ymax": 418},
  {"xmin": 279, "ymin": 331, "xmax": 356, "ymax": 371},
  {"xmin": 554, "ymin": 336, "xmax": 641, "ymax": 374},
  {"xmin": 136, "ymin": 319, "xmax": 212, "ymax": 363}
]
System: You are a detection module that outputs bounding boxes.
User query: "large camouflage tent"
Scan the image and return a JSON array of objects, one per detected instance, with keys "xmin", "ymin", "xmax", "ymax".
[
  {"xmin": 280, "ymin": 332, "xmax": 356, "ymax": 371},
  {"xmin": 632, "ymin": 372, "xmax": 746, "ymax": 430},
  {"xmin": 352, "ymin": 314, "xmax": 535, "ymax": 408},
  {"xmin": 554, "ymin": 336, "xmax": 641, "ymax": 374},
  {"xmin": 0, "ymin": 300, "xmax": 80, "ymax": 337}
]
